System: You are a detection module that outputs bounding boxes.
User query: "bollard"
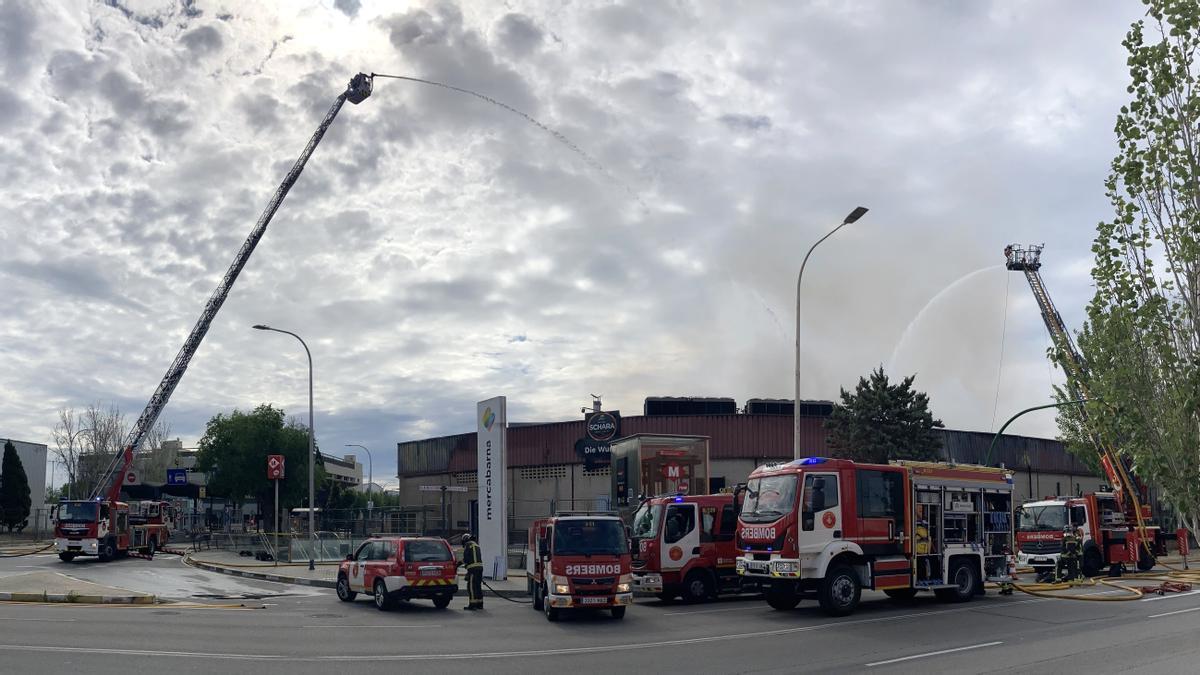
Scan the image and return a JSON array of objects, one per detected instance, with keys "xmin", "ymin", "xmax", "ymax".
[{"xmin": 1178, "ymin": 528, "xmax": 1190, "ymax": 570}]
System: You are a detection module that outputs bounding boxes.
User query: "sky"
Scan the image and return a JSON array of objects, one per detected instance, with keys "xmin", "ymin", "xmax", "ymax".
[{"xmin": 0, "ymin": 0, "xmax": 1150, "ymax": 489}]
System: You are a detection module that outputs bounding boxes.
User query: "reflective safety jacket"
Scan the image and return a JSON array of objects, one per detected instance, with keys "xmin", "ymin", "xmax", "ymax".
[{"xmin": 463, "ymin": 541, "xmax": 483, "ymax": 570}]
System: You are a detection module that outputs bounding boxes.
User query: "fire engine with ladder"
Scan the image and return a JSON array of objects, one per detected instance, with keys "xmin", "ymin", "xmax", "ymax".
[
  {"xmin": 1004, "ymin": 244, "xmax": 1166, "ymax": 577},
  {"xmin": 54, "ymin": 73, "xmax": 374, "ymax": 563},
  {"xmin": 736, "ymin": 458, "xmax": 1016, "ymax": 616}
]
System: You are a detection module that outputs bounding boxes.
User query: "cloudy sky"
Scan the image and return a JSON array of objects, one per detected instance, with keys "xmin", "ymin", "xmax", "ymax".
[{"xmin": 1, "ymin": 0, "xmax": 1149, "ymax": 487}]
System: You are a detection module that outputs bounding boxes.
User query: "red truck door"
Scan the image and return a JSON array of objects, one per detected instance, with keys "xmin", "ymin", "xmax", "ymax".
[
  {"xmin": 661, "ymin": 502, "xmax": 700, "ymax": 571},
  {"xmin": 800, "ymin": 471, "xmax": 842, "ymax": 550},
  {"xmin": 854, "ymin": 468, "xmax": 905, "ymax": 556}
]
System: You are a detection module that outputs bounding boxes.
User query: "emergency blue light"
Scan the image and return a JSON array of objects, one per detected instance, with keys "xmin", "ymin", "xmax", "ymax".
[
  {"xmin": 673, "ymin": 496, "xmax": 684, "ymax": 503},
  {"xmin": 767, "ymin": 547, "xmax": 772, "ymax": 551},
  {"xmin": 799, "ymin": 457, "xmax": 826, "ymax": 465}
]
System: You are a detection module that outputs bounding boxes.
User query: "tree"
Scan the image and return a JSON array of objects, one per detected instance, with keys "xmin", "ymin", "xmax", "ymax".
[
  {"xmin": 0, "ymin": 440, "xmax": 32, "ymax": 532},
  {"xmin": 1056, "ymin": 0, "xmax": 1200, "ymax": 542},
  {"xmin": 824, "ymin": 367, "xmax": 944, "ymax": 464},
  {"xmin": 195, "ymin": 404, "xmax": 326, "ymax": 531},
  {"xmin": 54, "ymin": 403, "xmax": 174, "ymax": 497}
]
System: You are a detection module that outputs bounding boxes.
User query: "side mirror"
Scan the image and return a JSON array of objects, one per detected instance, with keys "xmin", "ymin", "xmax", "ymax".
[{"xmin": 538, "ymin": 541, "xmax": 549, "ymax": 558}]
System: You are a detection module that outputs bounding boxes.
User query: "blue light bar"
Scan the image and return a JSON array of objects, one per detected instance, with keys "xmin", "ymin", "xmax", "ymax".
[
  {"xmin": 799, "ymin": 457, "xmax": 827, "ymax": 465},
  {"xmin": 673, "ymin": 496, "xmax": 684, "ymax": 502}
]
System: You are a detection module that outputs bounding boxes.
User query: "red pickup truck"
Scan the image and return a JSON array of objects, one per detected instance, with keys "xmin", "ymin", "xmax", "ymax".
[{"xmin": 336, "ymin": 536, "xmax": 458, "ymax": 610}]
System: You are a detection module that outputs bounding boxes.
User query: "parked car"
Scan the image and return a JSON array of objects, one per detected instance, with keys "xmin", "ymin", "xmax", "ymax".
[{"xmin": 336, "ymin": 536, "xmax": 458, "ymax": 610}]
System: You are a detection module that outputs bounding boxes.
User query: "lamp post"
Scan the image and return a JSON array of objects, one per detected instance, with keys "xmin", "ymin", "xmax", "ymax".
[
  {"xmin": 253, "ymin": 324, "xmax": 317, "ymax": 571},
  {"xmin": 794, "ymin": 206, "xmax": 869, "ymax": 459},
  {"xmin": 344, "ymin": 444, "xmax": 372, "ymax": 496},
  {"xmin": 984, "ymin": 399, "xmax": 1091, "ymax": 467}
]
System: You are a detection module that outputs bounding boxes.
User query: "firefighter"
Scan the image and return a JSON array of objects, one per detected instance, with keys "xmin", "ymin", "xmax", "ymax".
[
  {"xmin": 460, "ymin": 533, "xmax": 484, "ymax": 611},
  {"xmin": 1058, "ymin": 525, "xmax": 1082, "ymax": 582}
]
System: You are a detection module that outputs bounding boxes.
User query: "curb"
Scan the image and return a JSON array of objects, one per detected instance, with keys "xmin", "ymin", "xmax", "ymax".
[
  {"xmin": 185, "ymin": 556, "xmax": 531, "ymax": 597},
  {"xmin": 0, "ymin": 591, "xmax": 156, "ymax": 604}
]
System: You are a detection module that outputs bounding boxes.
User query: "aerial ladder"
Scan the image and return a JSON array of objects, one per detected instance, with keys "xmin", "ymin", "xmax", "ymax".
[
  {"xmin": 55, "ymin": 74, "xmax": 373, "ymax": 562},
  {"xmin": 1004, "ymin": 244, "xmax": 1160, "ymax": 565}
]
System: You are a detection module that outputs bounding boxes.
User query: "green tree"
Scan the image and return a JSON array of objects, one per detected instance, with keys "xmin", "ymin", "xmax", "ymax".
[
  {"xmin": 825, "ymin": 367, "xmax": 944, "ymax": 464},
  {"xmin": 1057, "ymin": 0, "xmax": 1200, "ymax": 541},
  {"xmin": 0, "ymin": 440, "xmax": 32, "ymax": 532},
  {"xmin": 195, "ymin": 404, "xmax": 326, "ymax": 530}
]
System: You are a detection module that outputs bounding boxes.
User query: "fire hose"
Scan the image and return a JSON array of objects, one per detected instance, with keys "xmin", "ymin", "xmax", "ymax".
[
  {"xmin": 1009, "ymin": 562, "xmax": 1200, "ymax": 601},
  {"xmin": 0, "ymin": 542, "xmax": 56, "ymax": 558},
  {"xmin": 480, "ymin": 578, "xmax": 533, "ymax": 604}
]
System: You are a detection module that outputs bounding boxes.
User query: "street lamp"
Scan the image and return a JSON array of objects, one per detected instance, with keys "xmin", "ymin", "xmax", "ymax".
[
  {"xmin": 794, "ymin": 206, "xmax": 869, "ymax": 459},
  {"xmin": 253, "ymin": 323, "xmax": 317, "ymax": 571},
  {"xmin": 344, "ymin": 444, "xmax": 372, "ymax": 496}
]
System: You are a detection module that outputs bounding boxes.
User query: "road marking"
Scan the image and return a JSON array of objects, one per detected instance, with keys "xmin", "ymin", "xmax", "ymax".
[
  {"xmin": 302, "ymin": 625, "xmax": 443, "ymax": 629},
  {"xmin": 663, "ymin": 606, "xmax": 762, "ymax": 616},
  {"xmin": 865, "ymin": 641, "xmax": 1004, "ymax": 667},
  {"xmin": 1141, "ymin": 589, "xmax": 1200, "ymax": 602},
  {"xmin": 1148, "ymin": 606, "xmax": 1200, "ymax": 619},
  {"xmin": 0, "ymin": 618, "xmax": 76, "ymax": 622}
]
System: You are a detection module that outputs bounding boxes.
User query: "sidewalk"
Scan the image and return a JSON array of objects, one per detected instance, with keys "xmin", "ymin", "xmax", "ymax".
[
  {"xmin": 185, "ymin": 549, "xmax": 531, "ymax": 596},
  {"xmin": 0, "ymin": 571, "xmax": 155, "ymax": 604}
]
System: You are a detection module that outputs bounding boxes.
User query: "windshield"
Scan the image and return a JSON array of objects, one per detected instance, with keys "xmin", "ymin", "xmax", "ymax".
[
  {"xmin": 404, "ymin": 540, "xmax": 452, "ymax": 562},
  {"xmin": 57, "ymin": 502, "xmax": 99, "ymax": 523},
  {"xmin": 631, "ymin": 503, "xmax": 662, "ymax": 539},
  {"xmin": 553, "ymin": 520, "xmax": 628, "ymax": 556},
  {"xmin": 1018, "ymin": 505, "xmax": 1067, "ymax": 532},
  {"xmin": 740, "ymin": 474, "xmax": 798, "ymax": 522}
]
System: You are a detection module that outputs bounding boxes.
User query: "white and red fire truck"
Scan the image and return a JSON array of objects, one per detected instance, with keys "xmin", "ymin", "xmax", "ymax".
[
  {"xmin": 1017, "ymin": 492, "xmax": 1165, "ymax": 578},
  {"xmin": 336, "ymin": 536, "xmax": 458, "ymax": 610},
  {"xmin": 526, "ymin": 512, "xmax": 634, "ymax": 621},
  {"xmin": 736, "ymin": 458, "xmax": 1016, "ymax": 616},
  {"xmin": 54, "ymin": 498, "xmax": 172, "ymax": 562},
  {"xmin": 630, "ymin": 492, "xmax": 743, "ymax": 602}
]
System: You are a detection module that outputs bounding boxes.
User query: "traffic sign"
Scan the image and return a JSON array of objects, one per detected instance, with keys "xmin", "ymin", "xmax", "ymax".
[
  {"xmin": 420, "ymin": 485, "xmax": 468, "ymax": 493},
  {"xmin": 166, "ymin": 469, "xmax": 187, "ymax": 486},
  {"xmin": 267, "ymin": 454, "xmax": 285, "ymax": 480},
  {"xmin": 123, "ymin": 470, "xmax": 138, "ymax": 485}
]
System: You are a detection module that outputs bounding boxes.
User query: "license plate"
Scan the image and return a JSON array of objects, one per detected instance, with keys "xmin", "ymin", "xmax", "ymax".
[
  {"xmin": 748, "ymin": 561, "xmax": 768, "ymax": 573},
  {"xmin": 420, "ymin": 568, "xmax": 441, "ymax": 576},
  {"xmin": 580, "ymin": 597, "xmax": 608, "ymax": 605},
  {"xmin": 68, "ymin": 547, "xmax": 81, "ymax": 551}
]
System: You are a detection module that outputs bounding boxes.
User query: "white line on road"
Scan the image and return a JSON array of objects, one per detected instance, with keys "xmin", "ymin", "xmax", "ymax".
[
  {"xmin": 302, "ymin": 625, "xmax": 443, "ymax": 629},
  {"xmin": 865, "ymin": 641, "xmax": 1004, "ymax": 667},
  {"xmin": 1141, "ymin": 589, "xmax": 1200, "ymax": 602},
  {"xmin": 1148, "ymin": 606, "xmax": 1200, "ymax": 619},
  {"xmin": 662, "ymin": 606, "xmax": 763, "ymax": 616},
  {"xmin": 0, "ymin": 618, "xmax": 76, "ymax": 622}
]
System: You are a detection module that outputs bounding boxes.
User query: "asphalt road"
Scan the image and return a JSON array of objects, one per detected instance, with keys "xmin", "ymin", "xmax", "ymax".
[{"xmin": 2, "ymin": 553, "xmax": 1199, "ymax": 674}]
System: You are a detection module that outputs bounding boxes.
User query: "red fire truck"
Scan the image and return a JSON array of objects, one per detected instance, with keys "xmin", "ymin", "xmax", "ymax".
[
  {"xmin": 526, "ymin": 512, "xmax": 634, "ymax": 621},
  {"xmin": 736, "ymin": 458, "xmax": 1015, "ymax": 616},
  {"xmin": 1016, "ymin": 492, "xmax": 1165, "ymax": 578},
  {"xmin": 54, "ymin": 499, "xmax": 172, "ymax": 562},
  {"xmin": 630, "ymin": 493, "xmax": 743, "ymax": 602}
]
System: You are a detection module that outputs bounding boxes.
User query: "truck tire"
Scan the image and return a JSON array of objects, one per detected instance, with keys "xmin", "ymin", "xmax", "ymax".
[
  {"xmin": 611, "ymin": 606, "xmax": 626, "ymax": 620},
  {"xmin": 432, "ymin": 594, "xmax": 452, "ymax": 609},
  {"xmin": 98, "ymin": 539, "xmax": 116, "ymax": 562},
  {"xmin": 1082, "ymin": 547, "xmax": 1103, "ymax": 577},
  {"xmin": 682, "ymin": 570, "xmax": 714, "ymax": 604},
  {"xmin": 532, "ymin": 580, "xmax": 544, "ymax": 611},
  {"xmin": 883, "ymin": 588, "xmax": 918, "ymax": 602},
  {"xmin": 58, "ymin": 552, "xmax": 75, "ymax": 563},
  {"xmin": 373, "ymin": 579, "xmax": 396, "ymax": 611},
  {"xmin": 336, "ymin": 575, "xmax": 357, "ymax": 602},
  {"xmin": 935, "ymin": 560, "xmax": 977, "ymax": 603},
  {"xmin": 766, "ymin": 585, "xmax": 800, "ymax": 611},
  {"xmin": 818, "ymin": 564, "xmax": 861, "ymax": 616},
  {"xmin": 1137, "ymin": 551, "xmax": 1156, "ymax": 572},
  {"xmin": 543, "ymin": 585, "xmax": 560, "ymax": 622}
]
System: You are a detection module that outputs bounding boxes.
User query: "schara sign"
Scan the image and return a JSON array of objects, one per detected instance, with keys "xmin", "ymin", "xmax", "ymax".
[{"xmin": 574, "ymin": 411, "xmax": 621, "ymax": 470}]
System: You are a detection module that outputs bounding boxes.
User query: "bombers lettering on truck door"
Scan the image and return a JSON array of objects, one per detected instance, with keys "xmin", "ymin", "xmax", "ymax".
[
  {"xmin": 740, "ymin": 526, "xmax": 777, "ymax": 541},
  {"xmin": 565, "ymin": 563, "xmax": 622, "ymax": 576}
]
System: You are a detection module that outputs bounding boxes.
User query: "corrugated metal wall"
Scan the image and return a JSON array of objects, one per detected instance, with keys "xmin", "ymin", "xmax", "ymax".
[{"xmin": 936, "ymin": 429, "xmax": 1092, "ymax": 474}]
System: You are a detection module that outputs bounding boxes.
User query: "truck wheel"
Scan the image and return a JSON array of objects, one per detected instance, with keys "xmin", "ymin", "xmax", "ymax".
[
  {"xmin": 611, "ymin": 606, "xmax": 627, "ymax": 620},
  {"xmin": 336, "ymin": 575, "xmax": 357, "ymax": 602},
  {"xmin": 532, "ymin": 580, "xmax": 544, "ymax": 611},
  {"xmin": 98, "ymin": 539, "xmax": 116, "ymax": 562},
  {"xmin": 1137, "ymin": 551, "xmax": 1156, "ymax": 572},
  {"xmin": 1082, "ymin": 547, "xmax": 1103, "ymax": 577},
  {"xmin": 373, "ymin": 580, "xmax": 396, "ymax": 611},
  {"xmin": 543, "ymin": 585, "xmax": 560, "ymax": 622},
  {"xmin": 819, "ymin": 564, "xmax": 861, "ymax": 616},
  {"xmin": 765, "ymin": 586, "xmax": 800, "ymax": 611},
  {"xmin": 883, "ymin": 588, "xmax": 918, "ymax": 602},
  {"xmin": 682, "ymin": 570, "xmax": 714, "ymax": 603},
  {"xmin": 935, "ymin": 560, "xmax": 977, "ymax": 603},
  {"xmin": 432, "ymin": 594, "xmax": 452, "ymax": 609},
  {"xmin": 58, "ymin": 552, "xmax": 75, "ymax": 563}
]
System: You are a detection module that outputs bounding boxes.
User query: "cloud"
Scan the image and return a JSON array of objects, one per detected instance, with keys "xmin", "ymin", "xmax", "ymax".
[
  {"xmin": 494, "ymin": 13, "xmax": 544, "ymax": 57},
  {"xmin": 334, "ymin": 0, "xmax": 361, "ymax": 19}
]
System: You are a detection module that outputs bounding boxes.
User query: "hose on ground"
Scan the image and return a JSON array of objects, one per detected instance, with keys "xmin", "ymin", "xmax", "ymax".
[
  {"xmin": 0, "ymin": 542, "xmax": 56, "ymax": 558},
  {"xmin": 481, "ymin": 578, "xmax": 533, "ymax": 604}
]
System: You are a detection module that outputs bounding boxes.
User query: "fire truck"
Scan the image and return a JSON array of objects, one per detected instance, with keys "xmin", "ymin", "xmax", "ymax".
[
  {"xmin": 54, "ymin": 498, "xmax": 172, "ymax": 562},
  {"xmin": 629, "ymin": 492, "xmax": 743, "ymax": 602},
  {"xmin": 526, "ymin": 512, "xmax": 634, "ymax": 621},
  {"xmin": 736, "ymin": 458, "xmax": 1015, "ymax": 616},
  {"xmin": 1017, "ymin": 492, "xmax": 1164, "ymax": 578}
]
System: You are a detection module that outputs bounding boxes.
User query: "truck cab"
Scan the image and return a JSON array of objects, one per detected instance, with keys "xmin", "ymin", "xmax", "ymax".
[
  {"xmin": 629, "ymin": 493, "xmax": 742, "ymax": 602},
  {"xmin": 526, "ymin": 513, "xmax": 634, "ymax": 621},
  {"xmin": 1016, "ymin": 493, "xmax": 1164, "ymax": 578},
  {"xmin": 54, "ymin": 499, "xmax": 129, "ymax": 562}
]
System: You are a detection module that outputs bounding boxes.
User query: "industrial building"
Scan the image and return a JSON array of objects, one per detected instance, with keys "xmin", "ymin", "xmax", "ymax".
[{"xmin": 395, "ymin": 397, "xmax": 1126, "ymax": 537}]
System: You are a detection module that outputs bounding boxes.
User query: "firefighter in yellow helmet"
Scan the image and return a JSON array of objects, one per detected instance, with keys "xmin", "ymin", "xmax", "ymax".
[{"xmin": 460, "ymin": 533, "xmax": 484, "ymax": 610}]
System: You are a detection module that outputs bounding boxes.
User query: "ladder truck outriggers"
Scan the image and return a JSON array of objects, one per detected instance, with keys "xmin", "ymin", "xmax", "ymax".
[
  {"xmin": 1005, "ymin": 245, "xmax": 1166, "ymax": 578},
  {"xmin": 736, "ymin": 458, "xmax": 1016, "ymax": 616},
  {"xmin": 54, "ymin": 73, "xmax": 374, "ymax": 563}
]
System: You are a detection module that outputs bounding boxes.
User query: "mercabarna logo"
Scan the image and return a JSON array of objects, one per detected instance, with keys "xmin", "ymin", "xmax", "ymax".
[{"xmin": 481, "ymin": 407, "xmax": 496, "ymax": 431}]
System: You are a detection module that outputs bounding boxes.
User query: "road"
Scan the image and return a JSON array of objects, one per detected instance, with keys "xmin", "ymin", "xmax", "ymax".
[{"xmin": 1, "ymin": 553, "xmax": 1198, "ymax": 673}]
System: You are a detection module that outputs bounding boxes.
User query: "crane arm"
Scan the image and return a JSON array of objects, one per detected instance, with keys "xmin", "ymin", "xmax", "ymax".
[{"xmin": 92, "ymin": 73, "xmax": 374, "ymax": 502}]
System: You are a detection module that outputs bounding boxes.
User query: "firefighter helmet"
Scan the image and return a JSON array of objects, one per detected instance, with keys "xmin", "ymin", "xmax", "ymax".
[{"xmin": 461, "ymin": 533, "xmax": 473, "ymax": 544}]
